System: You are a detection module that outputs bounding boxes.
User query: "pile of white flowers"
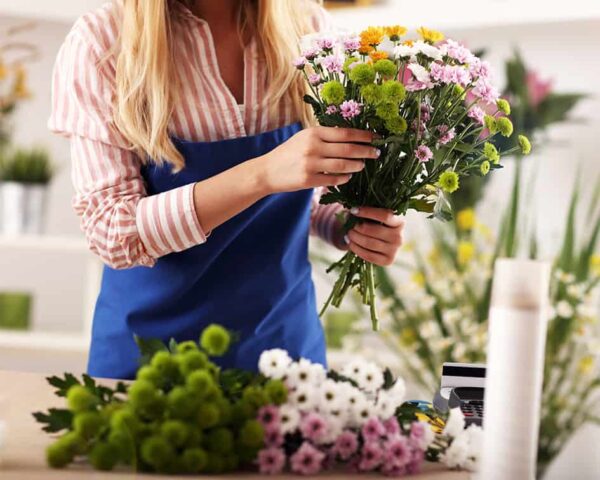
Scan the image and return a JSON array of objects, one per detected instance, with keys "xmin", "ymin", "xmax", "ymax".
[
  {"xmin": 439, "ymin": 408, "xmax": 483, "ymax": 471},
  {"xmin": 258, "ymin": 349, "xmax": 408, "ymax": 440}
]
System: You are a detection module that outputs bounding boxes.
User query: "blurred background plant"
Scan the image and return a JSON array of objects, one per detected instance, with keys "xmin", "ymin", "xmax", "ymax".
[
  {"xmin": 0, "ymin": 147, "xmax": 53, "ymax": 184},
  {"xmin": 324, "ymin": 163, "xmax": 600, "ymax": 477},
  {"xmin": 452, "ymin": 50, "xmax": 587, "ymax": 211},
  {"xmin": 0, "ymin": 22, "xmax": 37, "ymax": 151}
]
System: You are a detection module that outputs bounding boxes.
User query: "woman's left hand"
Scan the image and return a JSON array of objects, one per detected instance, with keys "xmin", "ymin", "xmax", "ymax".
[{"xmin": 343, "ymin": 207, "xmax": 405, "ymax": 266}]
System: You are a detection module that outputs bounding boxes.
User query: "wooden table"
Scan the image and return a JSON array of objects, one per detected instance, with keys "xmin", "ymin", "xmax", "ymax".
[{"xmin": 0, "ymin": 370, "xmax": 469, "ymax": 479}]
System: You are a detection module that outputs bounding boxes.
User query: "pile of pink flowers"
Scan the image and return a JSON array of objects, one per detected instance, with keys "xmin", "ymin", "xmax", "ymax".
[{"xmin": 255, "ymin": 350, "xmax": 435, "ymax": 476}]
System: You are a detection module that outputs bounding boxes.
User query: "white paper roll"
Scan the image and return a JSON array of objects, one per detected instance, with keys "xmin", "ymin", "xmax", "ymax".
[{"xmin": 478, "ymin": 258, "xmax": 551, "ymax": 480}]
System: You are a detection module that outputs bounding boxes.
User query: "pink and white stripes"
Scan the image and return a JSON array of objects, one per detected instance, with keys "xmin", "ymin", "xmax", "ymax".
[{"xmin": 49, "ymin": 2, "xmax": 342, "ymax": 269}]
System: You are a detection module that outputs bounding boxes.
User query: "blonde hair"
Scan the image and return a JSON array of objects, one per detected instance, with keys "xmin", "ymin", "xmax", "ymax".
[{"xmin": 115, "ymin": 0, "xmax": 321, "ymax": 170}]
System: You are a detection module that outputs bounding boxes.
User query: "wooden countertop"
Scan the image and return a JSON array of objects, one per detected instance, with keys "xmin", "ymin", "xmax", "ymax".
[{"xmin": 0, "ymin": 370, "xmax": 469, "ymax": 479}]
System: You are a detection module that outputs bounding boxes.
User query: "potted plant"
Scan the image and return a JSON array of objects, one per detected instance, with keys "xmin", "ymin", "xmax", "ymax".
[{"xmin": 0, "ymin": 147, "xmax": 54, "ymax": 234}]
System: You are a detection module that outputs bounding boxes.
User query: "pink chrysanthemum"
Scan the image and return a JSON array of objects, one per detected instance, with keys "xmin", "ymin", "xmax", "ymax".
[
  {"xmin": 308, "ymin": 74, "xmax": 322, "ymax": 86},
  {"xmin": 384, "ymin": 435, "xmax": 412, "ymax": 468},
  {"xmin": 317, "ymin": 37, "xmax": 336, "ymax": 51},
  {"xmin": 383, "ymin": 417, "xmax": 401, "ymax": 437},
  {"xmin": 343, "ymin": 37, "xmax": 361, "ymax": 52},
  {"xmin": 257, "ymin": 447, "xmax": 286, "ymax": 475},
  {"xmin": 472, "ymin": 78, "xmax": 500, "ymax": 104},
  {"xmin": 443, "ymin": 39, "xmax": 473, "ymax": 64},
  {"xmin": 468, "ymin": 106, "xmax": 486, "ymax": 125},
  {"xmin": 264, "ymin": 425, "xmax": 284, "ymax": 448},
  {"xmin": 437, "ymin": 125, "xmax": 456, "ymax": 145},
  {"xmin": 293, "ymin": 57, "xmax": 307, "ymax": 69},
  {"xmin": 290, "ymin": 442, "xmax": 326, "ymax": 475},
  {"xmin": 300, "ymin": 412, "xmax": 328, "ymax": 443},
  {"xmin": 362, "ymin": 417, "xmax": 386, "ymax": 442},
  {"xmin": 325, "ymin": 105, "xmax": 339, "ymax": 115},
  {"xmin": 415, "ymin": 145, "xmax": 433, "ymax": 163},
  {"xmin": 302, "ymin": 48, "xmax": 319, "ymax": 61},
  {"xmin": 321, "ymin": 54, "xmax": 344, "ymax": 74},
  {"xmin": 257, "ymin": 405, "xmax": 280, "ymax": 429},
  {"xmin": 420, "ymin": 103, "xmax": 432, "ymax": 123},
  {"xmin": 358, "ymin": 441, "xmax": 384, "ymax": 471},
  {"xmin": 406, "ymin": 448, "xmax": 425, "ymax": 474},
  {"xmin": 333, "ymin": 430, "xmax": 359, "ymax": 460},
  {"xmin": 340, "ymin": 100, "xmax": 362, "ymax": 120}
]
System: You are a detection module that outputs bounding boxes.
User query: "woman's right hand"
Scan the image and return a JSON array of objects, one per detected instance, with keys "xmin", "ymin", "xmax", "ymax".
[{"xmin": 258, "ymin": 126, "xmax": 380, "ymax": 194}]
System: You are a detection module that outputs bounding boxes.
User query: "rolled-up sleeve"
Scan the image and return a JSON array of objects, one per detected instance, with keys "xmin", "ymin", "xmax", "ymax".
[{"xmin": 49, "ymin": 25, "xmax": 206, "ymax": 269}]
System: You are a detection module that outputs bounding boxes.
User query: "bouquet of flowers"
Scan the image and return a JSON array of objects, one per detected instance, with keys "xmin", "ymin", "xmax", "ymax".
[
  {"xmin": 335, "ymin": 170, "xmax": 600, "ymax": 477},
  {"xmin": 297, "ymin": 25, "xmax": 531, "ymax": 329}
]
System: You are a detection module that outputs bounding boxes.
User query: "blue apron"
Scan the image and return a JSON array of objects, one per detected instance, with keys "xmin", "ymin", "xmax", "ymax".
[{"xmin": 88, "ymin": 123, "xmax": 326, "ymax": 379}]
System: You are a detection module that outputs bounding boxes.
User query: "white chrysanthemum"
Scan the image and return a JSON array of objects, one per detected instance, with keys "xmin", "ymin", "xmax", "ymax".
[
  {"xmin": 443, "ymin": 408, "xmax": 466, "ymax": 438},
  {"xmin": 357, "ymin": 362, "xmax": 384, "ymax": 393},
  {"xmin": 289, "ymin": 384, "xmax": 317, "ymax": 412},
  {"xmin": 556, "ymin": 300, "xmax": 574, "ymax": 319},
  {"xmin": 316, "ymin": 414, "xmax": 345, "ymax": 445},
  {"xmin": 387, "ymin": 378, "xmax": 406, "ymax": 407},
  {"xmin": 287, "ymin": 358, "xmax": 326, "ymax": 388},
  {"xmin": 393, "ymin": 44, "xmax": 415, "ymax": 59},
  {"xmin": 412, "ymin": 40, "xmax": 442, "ymax": 60},
  {"xmin": 420, "ymin": 294, "xmax": 437, "ymax": 311},
  {"xmin": 258, "ymin": 349, "xmax": 292, "ymax": 379},
  {"xmin": 442, "ymin": 309, "xmax": 462, "ymax": 325},
  {"xmin": 279, "ymin": 404, "xmax": 301, "ymax": 434},
  {"xmin": 341, "ymin": 383, "xmax": 367, "ymax": 410},
  {"xmin": 350, "ymin": 395, "xmax": 372, "ymax": 426},
  {"xmin": 420, "ymin": 321, "xmax": 439, "ymax": 339},
  {"xmin": 567, "ymin": 283, "xmax": 586, "ymax": 299},
  {"xmin": 375, "ymin": 390, "xmax": 397, "ymax": 419},
  {"xmin": 407, "ymin": 63, "xmax": 430, "ymax": 83},
  {"xmin": 341, "ymin": 358, "xmax": 370, "ymax": 382},
  {"xmin": 319, "ymin": 379, "xmax": 345, "ymax": 413}
]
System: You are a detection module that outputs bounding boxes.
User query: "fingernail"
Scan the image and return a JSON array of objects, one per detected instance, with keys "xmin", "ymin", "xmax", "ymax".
[
  {"xmin": 350, "ymin": 207, "xmax": 359, "ymax": 215},
  {"xmin": 343, "ymin": 234, "xmax": 350, "ymax": 245}
]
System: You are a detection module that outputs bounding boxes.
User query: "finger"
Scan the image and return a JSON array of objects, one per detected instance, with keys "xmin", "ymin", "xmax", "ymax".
[
  {"xmin": 353, "ymin": 222, "xmax": 404, "ymax": 246},
  {"xmin": 313, "ymin": 173, "xmax": 352, "ymax": 188},
  {"xmin": 348, "ymin": 241, "xmax": 392, "ymax": 267},
  {"xmin": 351, "ymin": 207, "xmax": 404, "ymax": 227},
  {"xmin": 347, "ymin": 229, "xmax": 391, "ymax": 254},
  {"xmin": 314, "ymin": 158, "xmax": 365, "ymax": 174},
  {"xmin": 316, "ymin": 126, "xmax": 375, "ymax": 144},
  {"xmin": 322, "ymin": 142, "xmax": 381, "ymax": 160}
]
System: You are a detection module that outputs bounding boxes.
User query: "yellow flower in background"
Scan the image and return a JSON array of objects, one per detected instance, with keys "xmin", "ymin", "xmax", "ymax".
[
  {"xmin": 400, "ymin": 327, "xmax": 416, "ymax": 346},
  {"xmin": 358, "ymin": 44, "xmax": 374, "ymax": 55},
  {"xmin": 12, "ymin": 65, "xmax": 30, "ymax": 99},
  {"xmin": 428, "ymin": 247, "xmax": 441, "ymax": 267},
  {"xmin": 384, "ymin": 25, "xmax": 408, "ymax": 41},
  {"xmin": 578, "ymin": 356, "xmax": 595, "ymax": 375},
  {"xmin": 402, "ymin": 39, "xmax": 415, "ymax": 47},
  {"xmin": 369, "ymin": 51, "xmax": 389, "ymax": 62},
  {"xmin": 457, "ymin": 241, "xmax": 475, "ymax": 266},
  {"xmin": 457, "ymin": 209, "xmax": 476, "ymax": 231},
  {"xmin": 0, "ymin": 59, "xmax": 6, "ymax": 80},
  {"xmin": 416, "ymin": 26, "xmax": 445, "ymax": 43},
  {"xmin": 591, "ymin": 254, "xmax": 600, "ymax": 276},
  {"xmin": 411, "ymin": 271, "xmax": 425, "ymax": 287},
  {"xmin": 360, "ymin": 26, "xmax": 385, "ymax": 47}
]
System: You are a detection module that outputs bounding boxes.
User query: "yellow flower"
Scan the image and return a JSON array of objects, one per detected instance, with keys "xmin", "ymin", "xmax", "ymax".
[
  {"xmin": 384, "ymin": 25, "xmax": 408, "ymax": 41},
  {"xmin": 360, "ymin": 26, "xmax": 386, "ymax": 47},
  {"xmin": 369, "ymin": 50, "xmax": 389, "ymax": 62},
  {"xmin": 591, "ymin": 254, "xmax": 600, "ymax": 276},
  {"xmin": 416, "ymin": 26, "xmax": 445, "ymax": 43},
  {"xmin": 456, "ymin": 209, "xmax": 476, "ymax": 231},
  {"xmin": 578, "ymin": 356, "xmax": 595, "ymax": 375},
  {"xmin": 358, "ymin": 43, "xmax": 374, "ymax": 55},
  {"xmin": 428, "ymin": 247, "xmax": 441, "ymax": 267},
  {"xmin": 457, "ymin": 241, "xmax": 475, "ymax": 266},
  {"xmin": 411, "ymin": 271, "xmax": 426, "ymax": 287},
  {"xmin": 400, "ymin": 328, "xmax": 416, "ymax": 346},
  {"xmin": 12, "ymin": 65, "xmax": 30, "ymax": 99},
  {"xmin": 402, "ymin": 39, "xmax": 415, "ymax": 47}
]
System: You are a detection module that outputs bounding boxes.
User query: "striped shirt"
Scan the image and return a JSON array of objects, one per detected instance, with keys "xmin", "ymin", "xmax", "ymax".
[{"xmin": 48, "ymin": 1, "xmax": 343, "ymax": 269}]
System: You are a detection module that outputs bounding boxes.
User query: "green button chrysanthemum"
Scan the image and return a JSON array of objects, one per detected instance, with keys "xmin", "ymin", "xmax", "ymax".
[
  {"xmin": 200, "ymin": 324, "xmax": 231, "ymax": 356},
  {"xmin": 375, "ymin": 101, "xmax": 398, "ymax": 120},
  {"xmin": 484, "ymin": 115, "xmax": 497, "ymax": 134},
  {"xmin": 361, "ymin": 84, "xmax": 382, "ymax": 105},
  {"xmin": 496, "ymin": 98, "xmax": 511, "ymax": 115},
  {"xmin": 483, "ymin": 142, "xmax": 500, "ymax": 164},
  {"xmin": 373, "ymin": 59, "xmax": 397, "ymax": 78},
  {"xmin": 438, "ymin": 170, "xmax": 460, "ymax": 193},
  {"xmin": 381, "ymin": 80, "xmax": 406, "ymax": 103},
  {"xmin": 349, "ymin": 63, "xmax": 376, "ymax": 86},
  {"xmin": 385, "ymin": 116, "xmax": 407, "ymax": 134},
  {"xmin": 480, "ymin": 160, "xmax": 491, "ymax": 176},
  {"xmin": 320, "ymin": 80, "xmax": 345, "ymax": 105},
  {"xmin": 496, "ymin": 117, "xmax": 514, "ymax": 137},
  {"xmin": 518, "ymin": 134, "xmax": 532, "ymax": 155}
]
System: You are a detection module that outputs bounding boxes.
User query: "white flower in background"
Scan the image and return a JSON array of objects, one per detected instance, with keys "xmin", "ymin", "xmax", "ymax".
[
  {"xmin": 279, "ymin": 404, "xmax": 301, "ymax": 434},
  {"xmin": 287, "ymin": 358, "xmax": 326, "ymax": 388},
  {"xmin": 576, "ymin": 303, "xmax": 596, "ymax": 320},
  {"xmin": 453, "ymin": 343, "xmax": 467, "ymax": 361},
  {"xmin": 556, "ymin": 300, "xmax": 574, "ymax": 319},
  {"xmin": 394, "ymin": 44, "xmax": 415, "ymax": 59},
  {"xmin": 443, "ymin": 309, "xmax": 462, "ymax": 325},
  {"xmin": 420, "ymin": 321, "xmax": 439, "ymax": 339},
  {"xmin": 377, "ymin": 38, "xmax": 396, "ymax": 58},
  {"xmin": 567, "ymin": 283, "xmax": 585, "ymax": 299},
  {"xmin": 443, "ymin": 408, "xmax": 466, "ymax": 438},
  {"xmin": 387, "ymin": 378, "xmax": 407, "ymax": 407},
  {"xmin": 357, "ymin": 362, "xmax": 384, "ymax": 392},
  {"xmin": 258, "ymin": 349, "xmax": 292, "ymax": 379},
  {"xmin": 555, "ymin": 270, "xmax": 576, "ymax": 284},
  {"xmin": 407, "ymin": 63, "xmax": 431, "ymax": 83},
  {"xmin": 441, "ymin": 424, "xmax": 483, "ymax": 471},
  {"xmin": 420, "ymin": 294, "xmax": 436, "ymax": 311},
  {"xmin": 289, "ymin": 384, "xmax": 317, "ymax": 412}
]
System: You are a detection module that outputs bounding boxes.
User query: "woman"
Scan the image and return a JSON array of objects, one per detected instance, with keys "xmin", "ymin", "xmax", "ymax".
[{"xmin": 49, "ymin": 0, "xmax": 405, "ymax": 379}]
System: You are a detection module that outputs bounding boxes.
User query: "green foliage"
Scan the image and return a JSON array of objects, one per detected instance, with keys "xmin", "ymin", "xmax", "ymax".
[
  {"xmin": 35, "ymin": 325, "xmax": 280, "ymax": 474},
  {"xmin": 0, "ymin": 147, "xmax": 53, "ymax": 184}
]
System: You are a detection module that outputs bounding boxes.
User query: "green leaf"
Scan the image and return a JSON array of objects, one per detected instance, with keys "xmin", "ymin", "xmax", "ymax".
[
  {"xmin": 168, "ymin": 338, "xmax": 179, "ymax": 353},
  {"xmin": 134, "ymin": 336, "xmax": 168, "ymax": 367},
  {"xmin": 303, "ymin": 94, "xmax": 321, "ymax": 110},
  {"xmin": 46, "ymin": 373, "xmax": 81, "ymax": 397},
  {"xmin": 382, "ymin": 368, "xmax": 395, "ymax": 390},
  {"xmin": 557, "ymin": 180, "xmax": 579, "ymax": 272},
  {"xmin": 536, "ymin": 93, "xmax": 586, "ymax": 127},
  {"xmin": 32, "ymin": 408, "xmax": 73, "ymax": 433}
]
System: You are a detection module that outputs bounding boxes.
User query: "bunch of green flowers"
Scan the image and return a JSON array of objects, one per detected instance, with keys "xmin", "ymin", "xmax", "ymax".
[{"xmin": 35, "ymin": 324, "xmax": 287, "ymax": 474}]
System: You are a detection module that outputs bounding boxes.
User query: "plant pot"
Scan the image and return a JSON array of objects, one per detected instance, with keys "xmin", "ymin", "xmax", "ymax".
[
  {"xmin": 0, "ymin": 181, "xmax": 48, "ymax": 234},
  {"xmin": 0, "ymin": 292, "xmax": 31, "ymax": 330}
]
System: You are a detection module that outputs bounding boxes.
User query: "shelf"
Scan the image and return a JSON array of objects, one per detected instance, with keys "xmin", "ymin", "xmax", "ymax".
[
  {"xmin": 0, "ymin": 234, "xmax": 89, "ymax": 253},
  {"xmin": 0, "ymin": 330, "xmax": 88, "ymax": 352}
]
